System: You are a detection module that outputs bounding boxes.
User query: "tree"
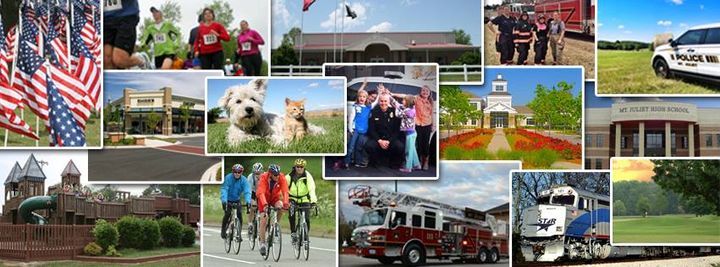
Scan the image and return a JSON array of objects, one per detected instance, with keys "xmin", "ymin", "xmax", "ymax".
[
  {"xmin": 196, "ymin": 0, "xmax": 234, "ymax": 28},
  {"xmin": 439, "ymin": 85, "xmax": 475, "ymax": 136},
  {"xmin": 527, "ymin": 82, "xmax": 580, "ymax": 131},
  {"xmin": 138, "ymin": 1, "xmax": 183, "ymax": 46},
  {"xmin": 651, "ymin": 160, "xmax": 720, "ymax": 215},
  {"xmin": 451, "ymin": 51, "xmax": 481, "ymax": 65},
  {"xmin": 180, "ymin": 102, "xmax": 195, "ymax": 135},
  {"xmin": 272, "ymin": 27, "xmax": 301, "ymax": 66},
  {"xmin": 207, "ymin": 107, "xmax": 223, "ymax": 124},
  {"xmin": 145, "ymin": 111, "xmax": 162, "ymax": 135},
  {"xmin": 452, "ymin": 29, "xmax": 472, "ymax": 45},
  {"xmin": 142, "ymin": 185, "xmax": 200, "ymax": 205},
  {"xmin": 614, "ymin": 200, "xmax": 627, "ymax": 216},
  {"xmin": 97, "ymin": 185, "xmax": 121, "ymax": 202},
  {"xmin": 636, "ymin": 196, "xmax": 650, "ymax": 217}
]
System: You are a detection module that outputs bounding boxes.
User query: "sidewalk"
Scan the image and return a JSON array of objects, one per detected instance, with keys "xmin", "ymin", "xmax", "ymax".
[
  {"xmin": 487, "ymin": 128, "xmax": 511, "ymax": 153},
  {"xmin": 527, "ymin": 129, "xmax": 582, "ymax": 145}
]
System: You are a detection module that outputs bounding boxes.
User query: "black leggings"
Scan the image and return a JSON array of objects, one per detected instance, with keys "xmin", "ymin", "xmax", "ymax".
[
  {"xmin": 221, "ymin": 201, "xmax": 242, "ymax": 232},
  {"xmin": 241, "ymin": 53, "xmax": 263, "ymax": 76},
  {"xmin": 199, "ymin": 51, "xmax": 224, "ymax": 70},
  {"xmin": 289, "ymin": 202, "xmax": 311, "ymax": 234},
  {"xmin": 416, "ymin": 125, "xmax": 432, "ymax": 159}
]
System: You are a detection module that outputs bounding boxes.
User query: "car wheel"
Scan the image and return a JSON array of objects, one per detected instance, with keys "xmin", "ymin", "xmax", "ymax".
[{"xmin": 654, "ymin": 58, "xmax": 671, "ymax": 79}]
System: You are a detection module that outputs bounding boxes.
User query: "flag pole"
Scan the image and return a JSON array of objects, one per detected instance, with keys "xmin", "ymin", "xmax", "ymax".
[
  {"xmin": 299, "ymin": 9, "xmax": 304, "ymax": 67},
  {"xmin": 340, "ymin": 0, "xmax": 345, "ymax": 63},
  {"xmin": 67, "ymin": 0, "xmax": 71, "ymax": 71},
  {"xmin": 1, "ymin": 1, "xmax": 6, "ymax": 147},
  {"xmin": 333, "ymin": 0, "xmax": 338, "ymax": 63}
]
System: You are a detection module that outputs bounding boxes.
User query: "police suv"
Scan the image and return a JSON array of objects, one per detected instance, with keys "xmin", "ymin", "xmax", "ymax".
[{"xmin": 652, "ymin": 23, "xmax": 720, "ymax": 83}]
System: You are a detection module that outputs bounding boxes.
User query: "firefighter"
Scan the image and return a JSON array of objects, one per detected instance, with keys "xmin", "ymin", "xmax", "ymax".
[
  {"xmin": 488, "ymin": 5, "xmax": 516, "ymax": 65},
  {"xmin": 513, "ymin": 12, "xmax": 533, "ymax": 65},
  {"xmin": 548, "ymin": 11, "xmax": 566, "ymax": 65},
  {"xmin": 532, "ymin": 14, "xmax": 550, "ymax": 65}
]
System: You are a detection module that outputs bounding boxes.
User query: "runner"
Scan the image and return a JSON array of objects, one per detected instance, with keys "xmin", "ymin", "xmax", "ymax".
[
  {"xmin": 287, "ymin": 158, "xmax": 317, "ymax": 245},
  {"xmin": 103, "ymin": 0, "xmax": 151, "ymax": 69},
  {"xmin": 220, "ymin": 164, "xmax": 251, "ymax": 240},
  {"xmin": 256, "ymin": 164, "xmax": 289, "ymax": 257},
  {"xmin": 139, "ymin": 7, "xmax": 181, "ymax": 69},
  {"xmin": 193, "ymin": 7, "xmax": 230, "ymax": 70},
  {"xmin": 236, "ymin": 20, "xmax": 265, "ymax": 76}
]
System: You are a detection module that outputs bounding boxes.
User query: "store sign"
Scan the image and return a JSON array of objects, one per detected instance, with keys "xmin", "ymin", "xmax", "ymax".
[{"xmin": 611, "ymin": 102, "xmax": 697, "ymax": 122}]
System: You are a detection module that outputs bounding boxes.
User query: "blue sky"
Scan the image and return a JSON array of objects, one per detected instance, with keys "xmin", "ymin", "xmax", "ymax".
[
  {"xmin": 599, "ymin": 0, "xmax": 719, "ymax": 42},
  {"xmin": 585, "ymin": 83, "xmax": 720, "ymax": 108},
  {"xmin": 459, "ymin": 67, "xmax": 583, "ymax": 105},
  {"xmin": 271, "ymin": 0, "xmax": 482, "ymax": 48},
  {"xmin": 339, "ymin": 162, "xmax": 518, "ymax": 223},
  {"xmin": 105, "ymin": 71, "xmax": 222, "ymax": 104},
  {"xmin": 207, "ymin": 78, "xmax": 346, "ymax": 115}
]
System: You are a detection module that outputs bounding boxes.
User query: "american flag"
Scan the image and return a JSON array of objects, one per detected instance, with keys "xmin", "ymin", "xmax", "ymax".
[
  {"xmin": 47, "ymin": 70, "xmax": 85, "ymax": 147},
  {"xmin": 12, "ymin": 37, "xmax": 49, "ymax": 123},
  {"xmin": 5, "ymin": 25, "xmax": 16, "ymax": 61},
  {"xmin": 20, "ymin": 4, "xmax": 40, "ymax": 51},
  {"xmin": 72, "ymin": 0, "xmax": 99, "ymax": 63},
  {"xmin": 70, "ymin": 20, "xmax": 100, "ymax": 110},
  {"xmin": 0, "ymin": 17, "xmax": 10, "ymax": 84},
  {"xmin": 46, "ymin": 6, "xmax": 69, "ymax": 69},
  {"xmin": 0, "ymin": 13, "xmax": 37, "ymax": 140}
]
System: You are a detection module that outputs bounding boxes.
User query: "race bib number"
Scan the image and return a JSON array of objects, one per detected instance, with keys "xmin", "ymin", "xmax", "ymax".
[
  {"xmin": 104, "ymin": 0, "xmax": 122, "ymax": 12},
  {"xmin": 154, "ymin": 34, "xmax": 166, "ymax": 43},
  {"xmin": 203, "ymin": 34, "xmax": 217, "ymax": 45},
  {"xmin": 241, "ymin": 42, "xmax": 252, "ymax": 51}
]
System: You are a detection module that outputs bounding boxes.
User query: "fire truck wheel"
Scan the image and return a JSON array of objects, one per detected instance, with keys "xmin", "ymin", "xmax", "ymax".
[
  {"xmin": 378, "ymin": 257, "xmax": 395, "ymax": 265},
  {"xmin": 401, "ymin": 243, "xmax": 425, "ymax": 266},
  {"xmin": 477, "ymin": 247, "xmax": 489, "ymax": 263},
  {"xmin": 489, "ymin": 248, "xmax": 499, "ymax": 263}
]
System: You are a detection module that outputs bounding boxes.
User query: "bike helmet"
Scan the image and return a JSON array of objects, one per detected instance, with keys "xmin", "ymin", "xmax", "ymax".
[
  {"xmin": 268, "ymin": 164, "xmax": 280, "ymax": 176},
  {"xmin": 294, "ymin": 158, "xmax": 307, "ymax": 167},
  {"xmin": 231, "ymin": 164, "xmax": 244, "ymax": 173},
  {"xmin": 252, "ymin": 162, "xmax": 264, "ymax": 173}
]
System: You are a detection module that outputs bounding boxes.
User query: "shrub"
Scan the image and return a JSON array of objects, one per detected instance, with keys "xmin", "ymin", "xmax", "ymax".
[
  {"xmin": 83, "ymin": 242, "xmax": 103, "ymax": 256},
  {"xmin": 92, "ymin": 219, "xmax": 118, "ymax": 250},
  {"xmin": 158, "ymin": 216, "xmax": 184, "ymax": 247},
  {"xmin": 139, "ymin": 219, "xmax": 161, "ymax": 250},
  {"xmin": 105, "ymin": 245, "xmax": 121, "ymax": 257},
  {"xmin": 496, "ymin": 150, "xmax": 523, "ymax": 160},
  {"xmin": 524, "ymin": 149, "xmax": 560, "ymax": 168},
  {"xmin": 116, "ymin": 216, "xmax": 143, "ymax": 248},
  {"xmin": 442, "ymin": 145, "xmax": 466, "ymax": 160},
  {"xmin": 468, "ymin": 148, "xmax": 493, "ymax": 160},
  {"xmin": 181, "ymin": 226, "xmax": 196, "ymax": 247}
]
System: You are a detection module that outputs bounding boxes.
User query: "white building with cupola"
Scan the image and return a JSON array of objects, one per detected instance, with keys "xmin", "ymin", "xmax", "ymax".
[{"xmin": 463, "ymin": 74, "xmax": 535, "ymax": 128}]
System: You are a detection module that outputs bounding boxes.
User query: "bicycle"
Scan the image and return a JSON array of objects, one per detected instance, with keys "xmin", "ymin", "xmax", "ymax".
[
  {"xmin": 291, "ymin": 202, "xmax": 317, "ymax": 261},
  {"xmin": 247, "ymin": 203, "xmax": 259, "ymax": 251},
  {"xmin": 262, "ymin": 206, "xmax": 282, "ymax": 262},
  {"xmin": 223, "ymin": 202, "xmax": 243, "ymax": 254}
]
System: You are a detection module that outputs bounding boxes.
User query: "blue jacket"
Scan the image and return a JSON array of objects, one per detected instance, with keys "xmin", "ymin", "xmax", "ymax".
[
  {"xmin": 351, "ymin": 103, "xmax": 371, "ymax": 134},
  {"xmin": 221, "ymin": 173, "xmax": 251, "ymax": 204}
]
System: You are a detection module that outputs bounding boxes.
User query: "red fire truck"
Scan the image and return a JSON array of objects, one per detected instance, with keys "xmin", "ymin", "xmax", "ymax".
[
  {"xmin": 348, "ymin": 185, "xmax": 508, "ymax": 266},
  {"xmin": 535, "ymin": 0, "xmax": 595, "ymax": 36}
]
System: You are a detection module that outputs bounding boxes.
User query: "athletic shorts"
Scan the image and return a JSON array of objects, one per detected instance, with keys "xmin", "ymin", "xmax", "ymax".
[
  {"xmin": 154, "ymin": 54, "xmax": 176, "ymax": 69},
  {"xmin": 103, "ymin": 15, "xmax": 140, "ymax": 55}
]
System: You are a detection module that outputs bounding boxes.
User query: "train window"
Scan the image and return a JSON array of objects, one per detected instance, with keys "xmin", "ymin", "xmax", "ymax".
[
  {"xmin": 537, "ymin": 196, "xmax": 551, "ymax": 204},
  {"xmin": 551, "ymin": 195, "xmax": 575, "ymax": 206},
  {"xmin": 578, "ymin": 197, "xmax": 585, "ymax": 209},
  {"xmin": 425, "ymin": 211, "xmax": 437, "ymax": 229},
  {"xmin": 412, "ymin": 215, "xmax": 422, "ymax": 227},
  {"xmin": 598, "ymin": 200, "xmax": 610, "ymax": 206}
]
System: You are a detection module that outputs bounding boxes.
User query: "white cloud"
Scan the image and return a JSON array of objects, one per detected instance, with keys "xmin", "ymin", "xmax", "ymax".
[
  {"xmin": 671, "ymin": 0, "xmax": 683, "ymax": 4},
  {"xmin": 623, "ymin": 30, "xmax": 633, "ymax": 34},
  {"xmin": 657, "ymin": 20, "xmax": 672, "ymax": 27},
  {"xmin": 367, "ymin": 21, "xmax": 393, "ymax": 32},
  {"xmin": 319, "ymin": 2, "xmax": 368, "ymax": 31},
  {"xmin": 307, "ymin": 82, "xmax": 320, "ymax": 88},
  {"xmin": 617, "ymin": 25, "xmax": 625, "ymax": 29},
  {"xmin": 273, "ymin": 0, "xmax": 292, "ymax": 28},
  {"xmin": 328, "ymin": 79, "xmax": 345, "ymax": 90},
  {"xmin": 597, "ymin": 23, "xmax": 603, "ymax": 27}
]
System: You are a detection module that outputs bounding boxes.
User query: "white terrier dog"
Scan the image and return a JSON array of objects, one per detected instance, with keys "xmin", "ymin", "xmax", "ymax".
[{"xmin": 218, "ymin": 79, "xmax": 325, "ymax": 147}]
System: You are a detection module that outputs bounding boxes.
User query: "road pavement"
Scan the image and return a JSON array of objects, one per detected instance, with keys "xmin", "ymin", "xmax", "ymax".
[
  {"xmin": 340, "ymin": 255, "xmax": 509, "ymax": 266},
  {"xmin": 202, "ymin": 226, "xmax": 337, "ymax": 266}
]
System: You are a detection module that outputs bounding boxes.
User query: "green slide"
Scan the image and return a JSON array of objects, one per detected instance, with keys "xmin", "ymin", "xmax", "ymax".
[{"xmin": 18, "ymin": 195, "xmax": 57, "ymax": 224}]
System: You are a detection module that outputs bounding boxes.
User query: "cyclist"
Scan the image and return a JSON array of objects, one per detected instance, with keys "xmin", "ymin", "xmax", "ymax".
[
  {"xmin": 139, "ymin": 7, "xmax": 181, "ymax": 69},
  {"xmin": 257, "ymin": 164, "xmax": 289, "ymax": 257},
  {"xmin": 247, "ymin": 162, "xmax": 263, "ymax": 231},
  {"xmin": 220, "ymin": 164, "xmax": 251, "ymax": 240},
  {"xmin": 287, "ymin": 158, "xmax": 317, "ymax": 245}
]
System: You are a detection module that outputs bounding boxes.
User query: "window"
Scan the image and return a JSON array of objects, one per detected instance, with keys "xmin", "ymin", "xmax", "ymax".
[
  {"xmin": 551, "ymin": 195, "xmax": 575, "ymax": 206},
  {"xmin": 633, "ymin": 133, "xmax": 639, "ymax": 149},
  {"xmin": 716, "ymin": 134, "xmax": 720, "ymax": 148},
  {"xmin": 578, "ymin": 197, "xmax": 585, "ymax": 209},
  {"xmin": 676, "ymin": 29, "xmax": 707, "ymax": 46},
  {"xmin": 424, "ymin": 211, "xmax": 436, "ymax": 229},
  {"xmin": 671, "ymin": 133, "xmax": 676, "ymax": 149},
  {"xmin": 706, "ymin": 135, "xmax": 713, "ymax": 147},
  {"xmin": 646, "ymin": 133, "xmax": 663, "ymax": 149},
  {"xmin": 596, "ymin": 135, "xmax": 604, "ymax": 147},
  {"xmin": 359, "ymin": 209, "xmax": 388, "ymax": 226},
  {"xmin": 442, "ymin": 222, "xmax": 450, "ymax": 232},
  {"xmin": 526, "ymin": 118, "xmax": 535, "ymax": 126},
  {"xmin": 704, "ymin": 28, "xmax": 720, "ymax": 44},
  {"xmin": 495, "ymin": 85, "xmax": 504, "ymax": 92},
  {"xmin": 390, "ymin": 211, "xmax": 407, "ymax": 228},
  {"xmin": 412, "ymin": 215, "xmax": 422, "ymax": 227},
  {"xmin": 585, "ymin": 135, "xmax": 593, "ymax": 147},
  {"xmin": 683, "ymin": 136, "xmax": 688, "ymax": 149},
  {"xmin": 585, "ymin": 159, "xmax": 591, "ymax": 169},
  {"xmin": 537, "ymin": 195, "xmax": 551, "ymax": 205},
  {"xmin": 598, "ymin": 200, "xmax": 610, "ymax": 206},
  {"xmin": 621, "ymin": 136, "xmax": 627, "ymax": 149},
  {"xmin": 595, "ymin": 159, "xmax": 603, "ymax": 169}
]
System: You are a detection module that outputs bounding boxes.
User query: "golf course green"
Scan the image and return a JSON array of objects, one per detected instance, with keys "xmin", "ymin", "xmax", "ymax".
[{"xmin": 613, "ymin": 214, "xmax": 720, "ymax": 243}]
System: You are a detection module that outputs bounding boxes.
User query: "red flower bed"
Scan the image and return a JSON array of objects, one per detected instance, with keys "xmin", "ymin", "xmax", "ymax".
[
  {"xmin": 440, "ymin": 129, "xmax": 492, "ymax": 153},
  {"xmin": 513, "ymin": 129, "xmax": 581, "ymax": 160}
]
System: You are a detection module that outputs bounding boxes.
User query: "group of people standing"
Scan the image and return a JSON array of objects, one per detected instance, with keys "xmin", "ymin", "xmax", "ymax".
[
  {"xmin": 488, "ymin": 5, "xmax": 566, "ymax": 65},
  {"xmin": 337, "ymin": 80, "xmax": 435, "ymax": 173},
  {"xmin": 104, "ymin": 0, "xmax": 265, "ymax": 75}
]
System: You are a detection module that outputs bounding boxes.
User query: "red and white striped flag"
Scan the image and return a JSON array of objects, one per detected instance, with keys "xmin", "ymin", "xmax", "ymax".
[{"xmin": 5, "ymin": 25, "xmax": 16, "ymax": 61}]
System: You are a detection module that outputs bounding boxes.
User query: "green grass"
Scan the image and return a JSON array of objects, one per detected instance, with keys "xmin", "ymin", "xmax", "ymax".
[
  {"xmin": 0, "ymin": 109, "xmax": 101, "ymax": 147},
  {"xmin": 598, "ymin": 50, "xmax": 719, "ymax": 94},
  {"xmin": 613, "ymin": 214, "xmax": 720, "ymax": 243},
  {"xmin": 207, "ymin": 117, "xmax": 344, "ymax": 154},
  {"xmin": 34, "ymin": 255, "xmax": 199, "ymax": 267},
  {"xmin": 439, "ymin": 73, "xmax": 483, "ymax": 83},
  {"xmin": 116, "ymin": 245, "xmax": 199, "ymax": 258},
  {"xmin": 204, "ymin": 156, "xmax": 336, "ymax": 238}
]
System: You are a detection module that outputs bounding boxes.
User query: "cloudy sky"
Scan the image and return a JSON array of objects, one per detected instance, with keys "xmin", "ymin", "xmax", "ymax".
[
  {"xmin": 612, "ymin": 158, "xmax": 655, "ymax": 182},
  {"xmin": 460, "ymin": 67, "xmax": 583, "ymax": 105},
  {"xmin": 271, "ymin": 0, "xmax": 482, "ymax": 48},
  {"xmin": 0, "ymin": 151, "xmax": 147, "ymax": 210},
  {"xmin": 136, "ymin": 0, "xmax": 270, "ymax": 60},
  {"xmin": 207, "ymin": 78, "xmax": 346, "ymax": 115},
  {"xmin": 339, "ymin": 161, "xmax": 519, "ymax": 223},
  {"xmin": 599, "ymin": 0, "xmax": 718, "ymax": 42},
  {"xmin": 104, "ymin": 71, "xmax": 223, "ymax": 104}
]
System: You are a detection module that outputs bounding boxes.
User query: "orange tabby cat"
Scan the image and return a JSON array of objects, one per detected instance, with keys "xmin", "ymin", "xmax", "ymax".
[{"xmin": 284, "ymin": 98, "xmax": 308, "ymax": 141}]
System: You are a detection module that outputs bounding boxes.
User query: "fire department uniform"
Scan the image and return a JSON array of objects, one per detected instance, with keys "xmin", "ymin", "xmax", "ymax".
[
  {"xmin": 365, "ymin": 106, "xmax": 404, "ymax": 168},
  {"xmin": 491, "ymin": 15, "xmax": 517, "ymax": 64},
  {"xmin": 513, "ymin": 16, "xmax": 533, "ymax": 65}
]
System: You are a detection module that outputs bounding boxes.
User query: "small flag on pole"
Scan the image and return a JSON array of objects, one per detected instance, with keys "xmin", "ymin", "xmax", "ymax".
[
  {"xmin": 345, "ymin": 4, "xmax": 357, "ymax": 19},
  {"xmin": 303, "ymin": 0, "xmax": 316, "ymax": 12}
]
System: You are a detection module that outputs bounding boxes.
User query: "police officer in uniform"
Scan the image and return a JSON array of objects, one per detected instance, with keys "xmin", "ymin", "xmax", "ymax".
[
  {"xmin": 489, "ymin": 5, "xmax": 517, "ymax": 65},
  {"xmin": 513, "ymin": 12, "xmax": 533, "ymax": 65},
  {"xmin": 365, "ymin": 94, "xmax": 404, "ymax": 168}
]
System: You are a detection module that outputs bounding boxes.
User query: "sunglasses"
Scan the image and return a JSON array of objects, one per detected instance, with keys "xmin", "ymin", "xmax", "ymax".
[{"xmin": 233, "ymin": 171, "xmax": 243, "ymax": 174}]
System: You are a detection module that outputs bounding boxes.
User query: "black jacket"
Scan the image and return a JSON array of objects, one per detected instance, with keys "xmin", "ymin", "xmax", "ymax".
[{"xmin": 367, "ymin": 106, "xmax": 401, "ymax": 143}]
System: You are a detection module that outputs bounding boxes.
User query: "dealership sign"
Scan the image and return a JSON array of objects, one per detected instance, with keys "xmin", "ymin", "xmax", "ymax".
[{"xmin": 611, "ymin": 102, "xmax": 698, "ymax": 122}]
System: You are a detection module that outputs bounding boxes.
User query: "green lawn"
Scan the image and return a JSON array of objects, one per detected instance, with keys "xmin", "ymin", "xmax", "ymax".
[
  {"xmin": 33, "ymin": 255, "xmax": 199, "ymax": 267},
  {"xmin": 439, "ymin": 73, "xmax": 483, "ymax": 83},
  {"xmin": 204, "ymin": 156, "xmax": 336, "ymax": 238},
  {"xmin": 207, "ymin": 117, "xmax": 344, "ymax": 154},
  {"xmin": 116, "ymin": 245, "xmax": 199, "ymax": 258},
  {"xmin": 598, "ymin": 50, "xmax": 719, "ymax": 94},
  {"xmin": 613, "ymin": 214, "xmax": 720, "ymax": 243},
  {"xmin": 0, "ymin": 109, "xmax": 101, "ymax": 147}
]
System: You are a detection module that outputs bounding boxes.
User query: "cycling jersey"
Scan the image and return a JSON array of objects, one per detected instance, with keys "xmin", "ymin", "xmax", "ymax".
[
  {"xmin": 220, "ymin": 173, "xmax": 251, "ymax": 204},
  {"xmin": 247, "ymin": 173, "xmax": 261, "ymax": 192},
  {"xmin": 287, "ymin": 169, "xmax": 317, "ymax": 204},
  {"xmin": 139, "ymin": 21, "xmax": 181, "ymax": 57},
  {"xmin": 256, "ymin": 172, "xmax": 289, "ymax": 212}
]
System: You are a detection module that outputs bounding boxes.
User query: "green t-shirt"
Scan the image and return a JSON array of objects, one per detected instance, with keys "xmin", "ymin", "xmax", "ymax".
[{"xmin": 140, "ymin": 21, "xmax": 181, "ymax": 57}]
